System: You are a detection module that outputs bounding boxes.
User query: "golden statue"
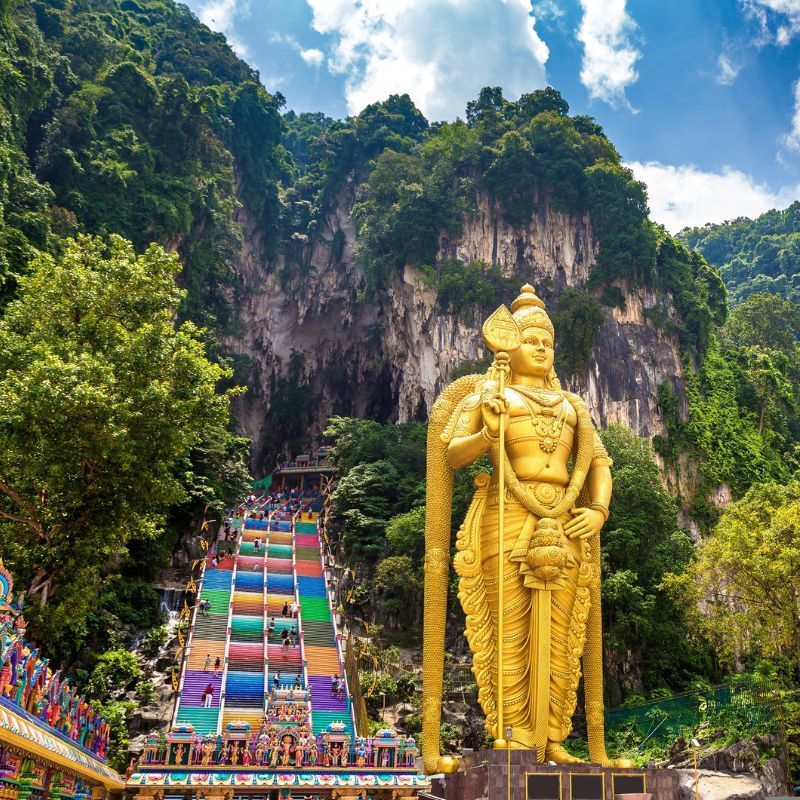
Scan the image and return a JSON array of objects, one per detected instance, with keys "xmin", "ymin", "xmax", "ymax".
[{"xmin": 422, "ymin": 284, "xmax": 630, "ymax": 773}]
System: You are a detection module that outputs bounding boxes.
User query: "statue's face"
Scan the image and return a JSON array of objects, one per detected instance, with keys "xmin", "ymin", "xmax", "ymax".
[{"xmin": 510, "ymin": 325, "xmax": 554, "ymax": 377}]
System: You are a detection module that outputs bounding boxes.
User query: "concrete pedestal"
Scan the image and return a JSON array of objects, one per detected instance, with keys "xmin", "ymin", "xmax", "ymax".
[{"xmin": 427, "ymin": 749, "xmax": 679, "ymax": 800}]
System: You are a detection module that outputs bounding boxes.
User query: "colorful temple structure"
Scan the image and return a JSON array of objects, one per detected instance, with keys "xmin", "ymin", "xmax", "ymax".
[
  {"xmin": 0, "ymin": 563, "xmax": 124, "ymax": 800},
  {"xmin": 128, "ymin": 482, "xmax": 430, "ymax": 800}
]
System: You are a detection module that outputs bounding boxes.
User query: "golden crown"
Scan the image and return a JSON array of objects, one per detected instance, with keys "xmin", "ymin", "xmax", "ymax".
[{"xmin": 510, "ymin": 284, "xmax": 553, "ymax": 336}]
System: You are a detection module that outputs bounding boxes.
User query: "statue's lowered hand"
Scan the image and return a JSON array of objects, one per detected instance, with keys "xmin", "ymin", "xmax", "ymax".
[{"xmin": 564, "ymin": 507, "xmax": 605, "ymax": 539}]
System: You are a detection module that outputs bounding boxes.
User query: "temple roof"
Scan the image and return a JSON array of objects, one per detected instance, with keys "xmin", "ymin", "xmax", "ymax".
[{"xmin": 0, "ymin": 701, "xmax": 124, "ymax": 790}]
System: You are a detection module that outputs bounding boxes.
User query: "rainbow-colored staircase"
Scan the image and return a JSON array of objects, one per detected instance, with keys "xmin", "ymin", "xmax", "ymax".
[
  {"xmin": 132, "ymin": 499, "xmax": 430, "ymax": 797},
  {"xmin": 173, "ymin": 508, "xmax": 356, "ymax": 740},
  {"xmin": 221, "ymin": 516, "xmax": 267, "ymax": 730}
]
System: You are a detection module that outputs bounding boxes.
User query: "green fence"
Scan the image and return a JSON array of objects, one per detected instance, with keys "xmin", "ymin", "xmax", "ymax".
[{"xmin": 605, "ymin": 680, "xmax": 784, "ymax": 743}]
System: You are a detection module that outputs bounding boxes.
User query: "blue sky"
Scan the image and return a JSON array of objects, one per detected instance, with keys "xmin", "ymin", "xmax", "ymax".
[{"xmin": 183, "ymin": 0, "xmax": 800, "ymax": 231}]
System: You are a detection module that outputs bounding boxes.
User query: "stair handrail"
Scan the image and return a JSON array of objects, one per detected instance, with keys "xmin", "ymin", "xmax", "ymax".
[
  {"xmin": 291, "ymin": 507, "xmax": 312, "ymax": 732},
  {"xmin": 262, "ymin": 508, "xmax": 275, "ymax": 717},
  {"xmin": 171, "ymin": 515, "xmax": 215, "ymax": 727},
  {"xmin": 317, "ymin": 512, "xmax": 357, "ymax": 736},
  {"xmin": 216, "ymin": 510, "xmax": 245, "ymax": 734}
]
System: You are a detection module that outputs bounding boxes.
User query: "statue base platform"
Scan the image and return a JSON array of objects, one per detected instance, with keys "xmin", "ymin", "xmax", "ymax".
[{"xmin": 426, "ymin": 749, "xmax": 679, "ymax": 800}]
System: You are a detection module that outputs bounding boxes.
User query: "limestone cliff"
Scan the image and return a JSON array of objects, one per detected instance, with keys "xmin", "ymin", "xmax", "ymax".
[{"xmin": 227, "ymin": 183, "xmax": 685, "ymax": 468}]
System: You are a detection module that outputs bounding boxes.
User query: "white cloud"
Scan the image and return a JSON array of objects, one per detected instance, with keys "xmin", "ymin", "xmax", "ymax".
[
  {"xmin": 576, "ymin": 0, "xmax": 641, "ymax": 107},
  {"xmin": 190, "ymin": 0, "xmax": 252, "ymax": 58},
  {"xmin": 627, "ymin": 160, "xmax": 800, "ymax": 232},
  {"xmin": 782, "ymin": 79, "xmax": 800, "ymax": 150},
  {"xmin": 299, "ymin": 48, "xmax": 325, "ymax": 68},
  {"xmin": 714, "ymin": 53, "xmax": 742, "ymax": 85},
  {"xmin": 305, "ymin": 0, "xmax": 550, "ymax": 120},
  {"xmin": 268, "ymin": 33, "xmax": 325, "ymax": 69},
  {"xmin": 531, "ymin": 0, "xmax": 565, "ymax": 22},
  {"xmin": 741, "ymin": 0, "xmax": 800, "ymax": 44}
]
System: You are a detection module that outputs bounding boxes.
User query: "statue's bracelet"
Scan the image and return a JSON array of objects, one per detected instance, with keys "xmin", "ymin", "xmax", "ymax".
[
  {"xmin": 589, "ymin": 502, "xmax": 609, "ymax": 521},
  {"xmin": 481, "ymin": 425, "xmax": 500, "ymax": 444}
]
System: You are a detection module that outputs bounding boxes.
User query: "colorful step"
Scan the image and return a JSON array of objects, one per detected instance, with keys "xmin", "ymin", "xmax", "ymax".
[
  {"xmin": 234, "ymin": 571, "xmax": 264, "ymax": 591},
  {"xmin": 297, "ymin": 597, "xmax": 331, "ymax": 622},
  {"xmin": 174, "ymin": 707, "xmax": 220, "ymax": 735},
  {"xmin": 180, "ymin": 671, "xmax": 222, "ymax": 707},
  {"xmin": 193, "ymin": 615, "xmax": 229, "ymax": 640},
  {"xmin": 186, "ymin": 640, "xmax": 225, "ymax": 670},
  {"xmin": 297, "ymin": 576, "xmax": 327, "ymax": 598},
  {"xmin": 201, "ymin": 570, "xmax": 233, "ymax": 591}
]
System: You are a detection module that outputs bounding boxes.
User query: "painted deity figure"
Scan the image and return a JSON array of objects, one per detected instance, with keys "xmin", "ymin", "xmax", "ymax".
[
  {"xmin": 355, "ymin": 738, "xmax": 366, "ymax": 767},
  {"xmin": 405, "ymin": 737, "xmax": 416, "ymax": 766},
  {"xmin": 422, "ymin": 284, "xmax": 631, "ymax": 772},
  {"xmin": 296, "ymin": 733, "xmax": 307, "ymax": 767},
  {"xmin": 279, "ymin": 735, "xmax": 293, "ymax": 766},
  {"xmin": 308, "ymin": 738, "xmax": 318, "ymax": 767}
]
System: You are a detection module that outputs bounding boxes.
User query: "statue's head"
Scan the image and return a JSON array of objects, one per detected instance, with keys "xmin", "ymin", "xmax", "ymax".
[{"xmin": 508, "ymin": 284, "xmax": 560, "ymax": 388}]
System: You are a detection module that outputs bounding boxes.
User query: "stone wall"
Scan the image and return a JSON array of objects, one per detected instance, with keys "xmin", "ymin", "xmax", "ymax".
[{"xmin": 428, "ymin": 750, "xmax": 677, "ymax": 800}]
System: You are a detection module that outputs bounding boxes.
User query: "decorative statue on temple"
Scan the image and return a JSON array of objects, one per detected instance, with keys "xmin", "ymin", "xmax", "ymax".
[{"xmin": 422, "ymin": 284, "xmax": 631, "ymax": 773}]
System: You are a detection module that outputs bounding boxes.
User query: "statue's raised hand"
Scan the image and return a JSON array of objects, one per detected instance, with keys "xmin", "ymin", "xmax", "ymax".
[{"xmin": 479, "ymin": 381, "xmax": 508, "ymax": 437}]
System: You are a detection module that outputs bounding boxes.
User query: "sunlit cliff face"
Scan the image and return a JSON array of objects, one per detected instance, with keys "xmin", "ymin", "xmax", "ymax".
[{"xmin": 509, "ymin": 325, "xmax": 555, "ymax": 381}]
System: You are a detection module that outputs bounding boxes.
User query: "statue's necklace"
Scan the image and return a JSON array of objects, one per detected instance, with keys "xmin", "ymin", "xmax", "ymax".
[{"xmin": 512, "ymin": 385, "xmax": 567, "ymax": 457}]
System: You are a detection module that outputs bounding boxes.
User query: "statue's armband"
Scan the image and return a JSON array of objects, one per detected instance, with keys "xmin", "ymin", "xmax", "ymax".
[
  {"xmin": 440, "ymin": 393, "xmax": 481, "ymax": 444},
  {"xmin": 591, "ymin": 429, "xmax": 613, "ymax": 468}
]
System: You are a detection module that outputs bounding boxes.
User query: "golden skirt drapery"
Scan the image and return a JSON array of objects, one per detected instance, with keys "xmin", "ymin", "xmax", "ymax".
[{"xmin": 454, "ymin": 478, "xmax": 594, "ymax": 759}]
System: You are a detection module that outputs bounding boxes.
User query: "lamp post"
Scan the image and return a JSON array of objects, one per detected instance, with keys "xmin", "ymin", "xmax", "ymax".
[
  {"xmin": 380, "ymin": 691, "xmax": 386, "ymax": 724},
  {"xmin": 505, "ymin": 725, "xmax": 513, "ymax": 800},
  {"xmin": 691, "ymin": 737, "xmax": 701, "ymax": 800}
]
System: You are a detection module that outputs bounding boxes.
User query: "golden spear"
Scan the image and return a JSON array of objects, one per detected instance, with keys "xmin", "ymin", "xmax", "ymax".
[{"xmin": 482, "ymin": 305, "xmax": 521, "ymax": 748}]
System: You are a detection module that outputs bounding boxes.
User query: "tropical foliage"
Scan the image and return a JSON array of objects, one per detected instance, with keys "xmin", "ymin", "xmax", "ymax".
[
  {"xmin": 0, "ymin": 235, "xmax": 248, "ymax": 658},
  {"xmin": 680, "ymin": 201, "xmax": 800, "ymax": 305}
]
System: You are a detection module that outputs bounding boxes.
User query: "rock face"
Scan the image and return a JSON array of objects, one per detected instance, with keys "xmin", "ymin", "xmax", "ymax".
[
  {"xmin": 677, "ymin": 769, "xmax": 765, "ymax": 800},
  {"xmin": 672, "ymin": 738, "xmax": 788, "ymax": 800},
  {"xmin": 228, "ymin": 185, "xmax": 685, "ymax": 467}
]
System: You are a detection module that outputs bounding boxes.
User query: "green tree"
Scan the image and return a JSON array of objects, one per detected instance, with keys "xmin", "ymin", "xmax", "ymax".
[
  {"xmin": 0, "ymin": 234, "xmax": 239, "ymax": 654},
  {"xmin": 374, "ymin": 554, "xmax": 422, "ymax": 614},
  {"xmin": 600, "ymin": 425, "xmax": 706, "ymax": 698},
  {"xmin": 484, "ymin": 131, "xmax": 538, "ymax": 225},
  {"xmin": 512, "ymin": 86, "xmax": 569, "ymax": 122},
  {"xmin": 87, "ymin": 648, "xmax": 141, "ymax": 702},
  {"xmin": 585, "ymin": 160, "xmax": 655, "ymax": 284},
  {"xmin": 670, "ymin": 481, "xmax": 800, "ymax": 670},
  {"xmin": 385, "ymin": 507, "xmax": 425, "ymax": 562},
  {"xmin": 528, "ymin": 111, "xmax": 587, "ymax": 211},
  {"xmin": 679, "ymin": 201, "xmax": 800, "ymax": 305},
  {"xmin": 721, "ymin": 294, "xmax": 800, "ymax": 438}
]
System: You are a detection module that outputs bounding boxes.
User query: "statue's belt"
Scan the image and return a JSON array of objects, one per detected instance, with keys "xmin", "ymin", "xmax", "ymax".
[
  {"xmin": 486, "ymin": 479, "xmax": 565, "ymax": 508},
  {"xmin": 484, "ymin": 480, "xmax": 584, "ymax": 590}
]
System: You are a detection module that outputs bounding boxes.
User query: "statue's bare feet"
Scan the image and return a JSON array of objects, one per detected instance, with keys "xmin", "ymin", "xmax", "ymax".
[
  {"xmin": 611, "ymin": 756, "xmax": 634, "ymax": 768},
  {"xmin": 436, "ymin": 755, "xmax": 459, "ymax": 773},
  {"xmin": 545, "ymin": 743, "xmax": 582, "ymax": 764},
  {"xmin": 590, "ymin": 749, "xmax": 635, "ymax": 768}
]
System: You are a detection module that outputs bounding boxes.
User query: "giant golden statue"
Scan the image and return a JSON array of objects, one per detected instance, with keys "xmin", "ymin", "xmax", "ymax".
[{"xmin": 422, "ymin": 284, "xmax": 628, "ymax": 774}]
